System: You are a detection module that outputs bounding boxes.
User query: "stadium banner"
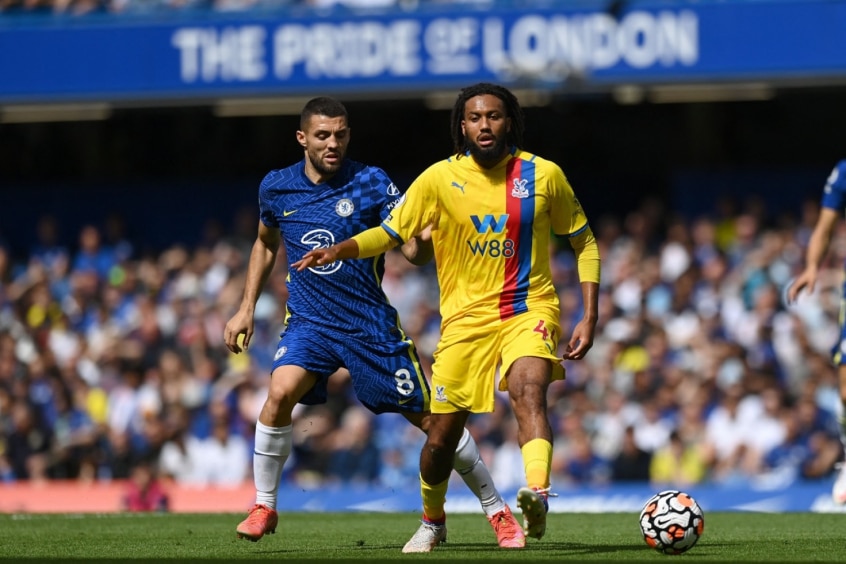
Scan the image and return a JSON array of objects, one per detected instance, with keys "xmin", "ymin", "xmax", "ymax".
[
  {"xmin": 1, "ymin": 0, "xmax": 846, "ymax": 103},
  {"xmin": 2, "ymin": 480, "xmax": 845, "ymax": 513}
]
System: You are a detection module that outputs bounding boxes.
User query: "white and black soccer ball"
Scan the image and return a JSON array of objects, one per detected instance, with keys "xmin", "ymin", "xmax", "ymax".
[{"xmin": 639, "ymin": 490, "xmax": 705, "ymax": 555}]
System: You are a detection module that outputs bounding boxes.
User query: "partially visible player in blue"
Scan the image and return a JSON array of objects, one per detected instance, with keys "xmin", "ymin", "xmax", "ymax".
[
  {"xmin": 788, "ymin": 158, "xmax": 846, "ymax": 504},
  {"xmin": 223, "ymin": 97, "xmax": 525, "ymax": 548}
]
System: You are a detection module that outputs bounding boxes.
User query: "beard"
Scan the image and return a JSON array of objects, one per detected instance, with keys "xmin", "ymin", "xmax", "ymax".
[
  {"xmin": 307, "ymin": 149, "xmax": 343, "ymax": 177},
  {"xmin": 467, "ymin": 135, "xmax": 508, "ymax": 167}
]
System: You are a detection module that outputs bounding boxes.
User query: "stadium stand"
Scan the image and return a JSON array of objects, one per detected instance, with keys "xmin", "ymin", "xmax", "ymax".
[
  {"xmin": 1, "ymin": 196, "xmax": 843, "ymax": 497},
  {"xmin": 2, "ymin": 0, "xmax": 846, "ymax": 514}
]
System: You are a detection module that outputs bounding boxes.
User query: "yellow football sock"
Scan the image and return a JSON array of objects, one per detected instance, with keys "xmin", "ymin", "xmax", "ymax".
[
  {"xmin": 521, "ymin": 438, "xmax": 552, "ymax": 490},
  {"xmin": 420, "ymin": 474, "xmax": 449, "ymax": 522}
]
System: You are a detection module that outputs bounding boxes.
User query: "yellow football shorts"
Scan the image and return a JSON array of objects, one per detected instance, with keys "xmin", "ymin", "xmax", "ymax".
[{"xmin": 429, "ymin": 308, "xmax": 565, "ymax": 414}]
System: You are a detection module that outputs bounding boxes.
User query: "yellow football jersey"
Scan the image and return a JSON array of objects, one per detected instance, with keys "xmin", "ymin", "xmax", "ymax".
[{"xmin": 383, "ymin": 147, "xmax": 588, "ymax": 328}]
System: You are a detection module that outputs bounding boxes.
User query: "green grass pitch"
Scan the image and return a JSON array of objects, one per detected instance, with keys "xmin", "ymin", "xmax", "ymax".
[{"xmin": 1, "ymin": 512, "xmax": 845, "ymax": 562}]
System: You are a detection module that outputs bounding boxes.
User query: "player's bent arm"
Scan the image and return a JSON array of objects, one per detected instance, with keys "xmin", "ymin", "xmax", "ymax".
[
  {"xmin": 565, "ymin": 280, "xmax": 599, "ymax": 359},
  {"xmin": 805, "ymin": 207, "xmax": 840, "ymax": 271},
  {"xmin": 241, "ymin": 221, "xmax": 281, "ymax": 311},
  {"xmin": 569, "ymin": 227, "xmax": 600, "ymax": 282},
  {"xmin": 557, "ymin": 225, "xmax": 600, "ymax": 359},
  {"xmin": 569, "ymin": 225, "xmax": 601, "ymax": 323},
  {"xmin": 400, "ymin": 225, "xmax": 434, "ymax": 266},
  {"xmin": 789, "ymin": 207, "xmax": 841, "ymax": 301},
  {"xmin": 225, "ymin": 221, "xmax": 280, "ymax": 352}
]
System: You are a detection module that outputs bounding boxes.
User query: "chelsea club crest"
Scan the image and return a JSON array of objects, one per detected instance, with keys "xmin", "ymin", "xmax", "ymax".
[
  {"xmin": 274, "ymin": 346, "xmax": 287, "ymax": 361},
  {"xmin": 335, "ymin": 198, "xmax": 354, "ymax": 217}
]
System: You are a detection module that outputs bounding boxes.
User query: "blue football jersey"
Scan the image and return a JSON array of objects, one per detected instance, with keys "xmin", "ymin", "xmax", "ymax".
[
  {"xmin": 259, "ymin": 158, "xmax": 406, "ymax": 337},
  {"xmin": 820, "ymin": 160, "xmax": 846, "ymax": 214}
]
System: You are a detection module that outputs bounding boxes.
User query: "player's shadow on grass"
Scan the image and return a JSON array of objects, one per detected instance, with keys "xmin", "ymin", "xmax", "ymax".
[
  {"xmin": 239, "ymin": 541, "xmax": 636, "ymax": 555},
  {"xmin": 246, "ymin": 540, "xmax": 725, "ymax": 557},
  {"xmin": 447, "ymin": 541, "xmax": 648, "ymax": 553}
]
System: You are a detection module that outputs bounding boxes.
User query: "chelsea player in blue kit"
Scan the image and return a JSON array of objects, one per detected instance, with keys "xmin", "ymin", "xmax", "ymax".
[
  {"xmin": 223, "ymin": 97, "xmax": 525, "ymax": 547},
  {"xmin": 788, "ymin": 159, "xmax": 846, "ymax": 505}
]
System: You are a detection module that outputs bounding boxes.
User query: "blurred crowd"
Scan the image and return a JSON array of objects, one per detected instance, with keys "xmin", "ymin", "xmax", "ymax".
[
  {"xmin": 0, "ymin": 0, "xmax": 755, "ymax": 18},
  {"xmin": 0, "ymin": 193, "xmax": 844, "ymax": 497},
  {"xmin": 0, "ymin": 0, "xmax": 483, "ymax": 17}
]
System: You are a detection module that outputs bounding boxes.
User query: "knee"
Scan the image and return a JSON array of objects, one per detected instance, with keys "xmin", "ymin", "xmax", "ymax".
[
  {"xmin": 511, "ymin": 385, "xmax": 547, "ymax": 412},
  {"xmin": 266, "ymin": 386, "xmax": 297, "ymax": 413},
  {"xmin": 424, "ymin": 435, "xmax": 454, "ymax": 456},
  {"xmin": 266, "ymin": 386, "xmax": 285, "ymax": 405},
  {"xmin": 424, "ymin": 429, "xmax": 462, "ymax": 457}
]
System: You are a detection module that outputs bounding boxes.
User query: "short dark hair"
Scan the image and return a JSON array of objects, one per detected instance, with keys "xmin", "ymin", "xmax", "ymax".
[
  {"xmin": 450, "ymin": 82, "xmax": 525, "ymax": 155},
  {"xmin": 300, "ymin": 96, "xmax": 348, "ymax": 130}
]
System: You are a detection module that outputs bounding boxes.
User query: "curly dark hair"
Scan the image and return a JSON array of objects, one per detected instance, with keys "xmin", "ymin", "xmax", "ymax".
[
  {"xmin": 450, "ymin": 82, "xmax": 525, "ymax": 156},
  {"xmin": 300, "ymin": 96, "xmax": 348, "ymax": 130}
]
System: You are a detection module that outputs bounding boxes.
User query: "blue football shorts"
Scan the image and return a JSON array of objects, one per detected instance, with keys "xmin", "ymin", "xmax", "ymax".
[{"xmin": 271, "ymin": 320, "xmax": 431, "ymax": 414}]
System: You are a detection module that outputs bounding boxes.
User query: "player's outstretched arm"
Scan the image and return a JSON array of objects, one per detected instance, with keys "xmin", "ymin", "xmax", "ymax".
[
  {"xmin": 294, "ymin": 239, "xmax": 360, "ymax": 271},
  {"xmin": 295, "ymin": 226, "xmax": 401, "ymax": 271},
  {"xmin": 224, "ymin": 221, "xmax": 280, "ymax": 354}
]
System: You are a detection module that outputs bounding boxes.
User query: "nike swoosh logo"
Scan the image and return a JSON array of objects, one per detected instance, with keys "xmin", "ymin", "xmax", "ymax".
[
  {"xmin": 398, "ymin": 397, "xmax": 414, "ymax": 405},
  {"xmin": 283, "ymin": 209, "xmax": 298, "ymax": 217}
]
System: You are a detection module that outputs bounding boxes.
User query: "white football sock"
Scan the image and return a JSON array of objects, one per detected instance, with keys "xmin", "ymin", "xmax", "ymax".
[
  {"xmin": 453, "ymin": 428, "xmax": 506, "ymax": 516},
  {"xmin": 253, "ymin": 421, "xmax": 292, "ymax": 510}
]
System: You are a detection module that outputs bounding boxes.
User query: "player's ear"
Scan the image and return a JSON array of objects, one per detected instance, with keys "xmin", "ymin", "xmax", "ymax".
[{"xmin": 296, "ymin": 130, "xmax": 307, "ymax": 148}]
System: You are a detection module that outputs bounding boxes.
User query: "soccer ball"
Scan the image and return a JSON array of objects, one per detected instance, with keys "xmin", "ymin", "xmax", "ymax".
[{"xmin": 639, "ymin": 490, "xmax": 704, "ymax": 555}]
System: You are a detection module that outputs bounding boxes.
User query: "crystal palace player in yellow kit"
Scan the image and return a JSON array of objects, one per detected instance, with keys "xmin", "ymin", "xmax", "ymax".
[{"xmin": 295, "ymin": 83, "xmax": 601, "ymax": 553}]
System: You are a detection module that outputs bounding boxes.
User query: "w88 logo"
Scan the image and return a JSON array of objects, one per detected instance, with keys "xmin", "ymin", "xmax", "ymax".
[{"xmin": 466, "ymin": 239, "xmax": 515, "ymax": 258}]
